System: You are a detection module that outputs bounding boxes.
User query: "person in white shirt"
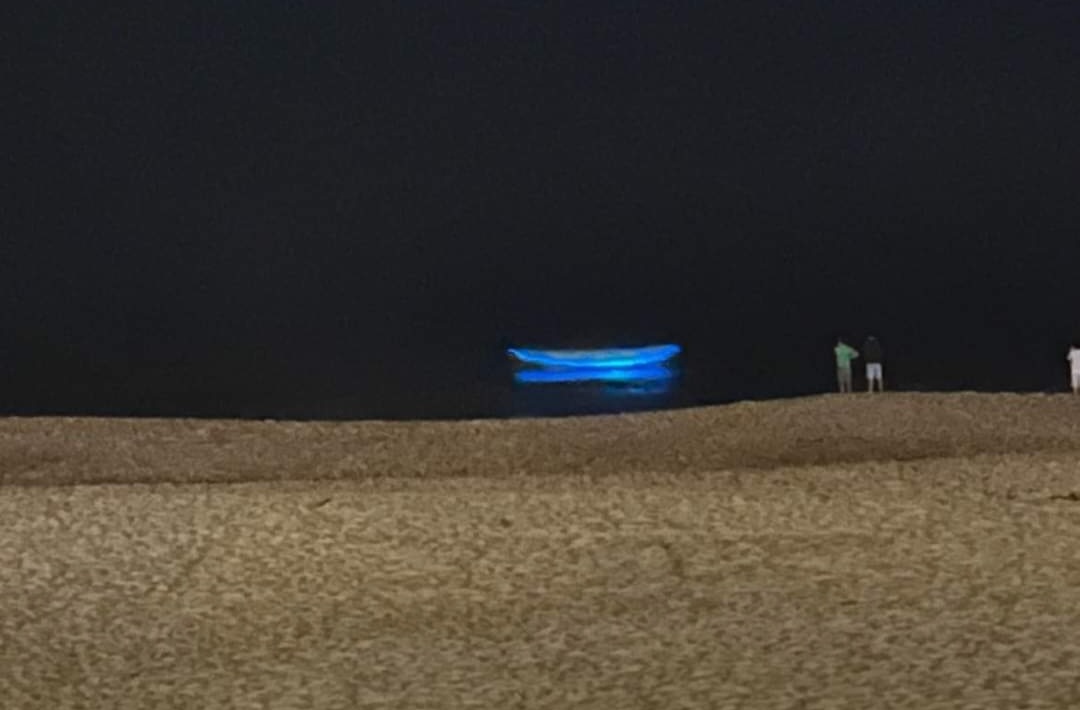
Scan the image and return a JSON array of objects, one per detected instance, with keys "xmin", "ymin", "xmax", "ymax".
[{"xmin": 1069, "ymin": 346, "xmax": 1080, "ymax": 394}]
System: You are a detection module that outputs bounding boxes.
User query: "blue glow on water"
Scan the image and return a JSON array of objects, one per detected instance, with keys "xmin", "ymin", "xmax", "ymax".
[
  {"xmin": 514, "ymin": 364, "xmax": 676, "ymax": 384},
  {"xmin": 507, "ymin": 344, "xmax": 681, "ymax": 369}
]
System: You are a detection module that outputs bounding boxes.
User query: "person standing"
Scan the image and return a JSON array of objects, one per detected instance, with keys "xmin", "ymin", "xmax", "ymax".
[
  {"xmin": 863, "ymin": 336, "xmax": 884, "ymax": 392},
  {"xmin": 1069, "ymin": 346, "xmax": 1080, "ymax": 394},
  {"xmin": 834, "ymin": 339, "xmax": 859, "ymax": 393}
]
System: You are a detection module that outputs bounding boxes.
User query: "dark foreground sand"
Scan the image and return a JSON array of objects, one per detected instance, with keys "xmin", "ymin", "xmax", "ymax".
[{"xmin": 3, "ymin": 393, "xmax": 1080, "ymax": 708}]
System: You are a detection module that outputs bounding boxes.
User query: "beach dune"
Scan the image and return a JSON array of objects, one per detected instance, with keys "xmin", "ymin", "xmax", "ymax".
[{"xmin": 3, "ymin": 393, "xmax": 1080, "ymax": 708}]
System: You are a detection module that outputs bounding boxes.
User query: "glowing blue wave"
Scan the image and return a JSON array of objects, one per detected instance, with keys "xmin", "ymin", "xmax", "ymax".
[
  {"xmin": 514, "ymin": 364, "xmax": 676, "ymax": 384},
  {"xmin": 507, "ymin": 344, "xmax": 681, "ymax": 369}
]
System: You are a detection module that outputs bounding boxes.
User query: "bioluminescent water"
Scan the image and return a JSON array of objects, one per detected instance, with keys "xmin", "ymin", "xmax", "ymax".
[
  {"xmin": 507, "ymin": 344, "xmax": 683, "ymax": 414},
  {"xmin": 507, "ymin": 344, "xmax": 681, "ymax": 370},
  {"xmin": 513, "ymin": 364, "xmax": 676, "ymax": 384}
]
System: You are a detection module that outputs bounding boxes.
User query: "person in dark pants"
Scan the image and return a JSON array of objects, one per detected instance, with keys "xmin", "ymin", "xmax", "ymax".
[{"xmin": 863, "ymin": 336, "xmax": 884, "ymax": 392}]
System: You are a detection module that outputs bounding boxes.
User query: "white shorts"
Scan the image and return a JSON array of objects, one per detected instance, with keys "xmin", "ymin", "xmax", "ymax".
[
  {"xmin": 1072, "ymin": 368, "xmax": 1080, "ymax": 387},
  {"xmin": 866, "ymin": 363, "xmax": 883, "ymax": 380}
]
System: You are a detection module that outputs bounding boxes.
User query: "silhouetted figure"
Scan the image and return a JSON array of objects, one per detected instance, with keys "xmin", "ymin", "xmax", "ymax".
[
  {"xmin": 863, "ymin": 336, "xmax": 884, "ymax": 392},
  {"xmin": 1068, "ymin": 346, "xmax": 1080, "ymax": 394},
  {"xmin": 834, "ymin": 339, "xmax": 859, "ymax": 393}
]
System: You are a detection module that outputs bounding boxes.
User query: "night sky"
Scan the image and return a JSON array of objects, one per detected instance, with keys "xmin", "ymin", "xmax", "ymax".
[{"xmin": 6, "ymin": 2, "xmax": 1080, "ymax": 418}]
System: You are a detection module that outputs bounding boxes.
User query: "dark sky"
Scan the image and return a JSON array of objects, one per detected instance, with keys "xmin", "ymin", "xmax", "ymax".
[{"xmin": 5, "ymin": 2, "xmax": 1080, "ymax": 417}]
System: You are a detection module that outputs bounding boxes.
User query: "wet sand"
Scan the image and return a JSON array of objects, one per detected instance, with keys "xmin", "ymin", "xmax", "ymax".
[{"xmin": 3, "ymin": 393, "xmax": 1080, "ymax": 708}]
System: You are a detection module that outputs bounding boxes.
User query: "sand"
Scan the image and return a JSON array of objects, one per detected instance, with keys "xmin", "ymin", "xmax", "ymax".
[{"xmin": 3, "ymin": 393, "xmax": 1080, "ymax": 708}]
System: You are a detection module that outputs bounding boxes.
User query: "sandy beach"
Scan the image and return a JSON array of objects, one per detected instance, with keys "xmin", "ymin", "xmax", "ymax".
[{"xmin": 4, "ymin": 393, "xmax": 1080, "ymax": 708}]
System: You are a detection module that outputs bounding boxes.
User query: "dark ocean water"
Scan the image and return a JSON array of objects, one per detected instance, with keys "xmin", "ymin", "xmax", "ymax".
[{"xmin": 5, "ymin": 337, "xmax": 1070, "ymax": 420}]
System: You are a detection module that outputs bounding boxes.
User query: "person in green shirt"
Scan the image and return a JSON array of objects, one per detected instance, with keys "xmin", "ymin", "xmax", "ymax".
[{"xmin": 834, "ymin": 339, "xmax": 859, "ymax": 393}]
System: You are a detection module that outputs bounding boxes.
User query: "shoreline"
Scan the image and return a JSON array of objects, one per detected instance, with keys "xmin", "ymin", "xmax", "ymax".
[{"xmin": 3, "ymin": 392, "xmax": 1080, "ymax": 488}]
